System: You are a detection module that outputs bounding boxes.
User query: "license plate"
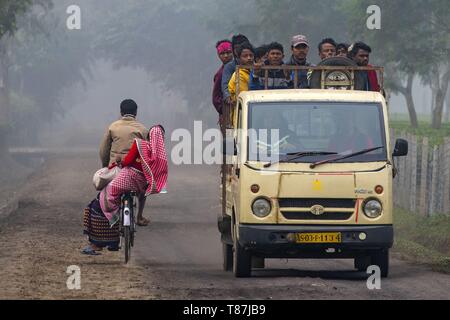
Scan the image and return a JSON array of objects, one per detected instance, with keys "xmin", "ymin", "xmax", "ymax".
[{"xmin": 296, "ymin": 232, "xmax": 342, "ymax": 244}]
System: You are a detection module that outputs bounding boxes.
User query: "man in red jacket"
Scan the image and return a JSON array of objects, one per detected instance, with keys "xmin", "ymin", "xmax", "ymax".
[
  {"xmin": 212, "ymin": 40, "xmax": 233, "ymax": 125},
  {"xmin": 348, "ymin": 42, "xmax": 380, "ymax": 92}
]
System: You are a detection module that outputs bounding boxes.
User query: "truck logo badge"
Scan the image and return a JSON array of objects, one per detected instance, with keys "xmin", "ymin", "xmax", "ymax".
[
  {"xmin": 313, "ymin": 179, "xmax": 323, "ymax": 191},
  {"xmin": 310, "ymin": 205, "xmax": 325, "ymax": 216}
]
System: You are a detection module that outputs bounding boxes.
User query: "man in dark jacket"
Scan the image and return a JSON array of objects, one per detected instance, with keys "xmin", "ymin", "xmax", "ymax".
[
  {"xmin": 251, "ymin": 42, "xmax": 290, "ymax": 90},
  {"xmin": 348, "ymin": 42, "xmax": 380, "ymax": 92},
  {"xmin": 287, "ymin": 35, "xmax": 312, "ymax": 88}
]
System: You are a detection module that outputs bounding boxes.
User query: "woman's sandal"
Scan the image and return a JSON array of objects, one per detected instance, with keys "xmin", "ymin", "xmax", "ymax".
[{"xmin": 81, "ymin": 245, "xmax": 102, "ymax": 256}]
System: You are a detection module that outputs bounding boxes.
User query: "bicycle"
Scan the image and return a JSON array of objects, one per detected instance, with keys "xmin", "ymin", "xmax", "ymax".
[{"xmin": 119, "ymin": 191, "xmax": 137, "ymax": 263}]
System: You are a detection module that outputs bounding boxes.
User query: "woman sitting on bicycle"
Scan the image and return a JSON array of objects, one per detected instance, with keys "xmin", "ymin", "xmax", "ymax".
[{"xmin": 82, "ymin": 125, "xmax": 168, "ymax": 255}]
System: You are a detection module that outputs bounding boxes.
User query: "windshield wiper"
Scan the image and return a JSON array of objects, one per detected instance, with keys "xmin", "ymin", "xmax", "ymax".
[
  {"xmin": 309, "ymin": 146, "xmax": 384, "ymax": 169},
  {"xmin": 264, "ymin": 151, "xmax": 338, "ymax": 168}
]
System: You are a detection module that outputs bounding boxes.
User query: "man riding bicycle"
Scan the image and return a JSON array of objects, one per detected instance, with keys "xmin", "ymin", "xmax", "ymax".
[
  {"xmin": 99, "ymin": 99, "xmax": 150, "ymax": 226},
  {"xmin": 83, "ymin": 124, "xmax": 168, "ymax": 256}
]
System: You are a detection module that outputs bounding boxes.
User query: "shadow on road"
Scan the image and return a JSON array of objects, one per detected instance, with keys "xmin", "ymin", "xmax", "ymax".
[{"xmin": 252, "ymin": 268, "xmax": 369, "ymax": 281}]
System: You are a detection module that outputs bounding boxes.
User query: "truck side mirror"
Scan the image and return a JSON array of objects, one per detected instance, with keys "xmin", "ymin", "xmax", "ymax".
[
  {"xmin": 393, "ymin": 139, "xmax": 408, "ymax": 157},
  {"xmin": 223, "ymin": 137, "xmax": 237, "ymax": 156}
]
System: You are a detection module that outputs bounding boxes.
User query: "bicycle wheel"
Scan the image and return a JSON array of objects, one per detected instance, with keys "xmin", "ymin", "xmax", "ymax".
[
  {"xmin": 130, "ymin": 197, "xmax": 135, "ymax": 247},
  {"xmin": 130, "ymin": 215, "xmax": 135, "ymax": 247},
  {"xmin": 124, "ymin": 226, "xmax": 131, "ymax": 263}
]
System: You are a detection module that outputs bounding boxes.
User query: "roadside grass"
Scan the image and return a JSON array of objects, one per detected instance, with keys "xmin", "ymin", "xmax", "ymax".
[
  {"xmin": 393, "ymin": 207, "xmax": 450, "ymax": 273},
  {"xmin": 390, "ymin": 122, "xmax": 450, "ymax": 147}
]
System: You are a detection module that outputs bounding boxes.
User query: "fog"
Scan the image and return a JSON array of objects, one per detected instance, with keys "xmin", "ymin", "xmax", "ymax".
[
  {"xmin": 1, "ymin": 0, "xmax": 449, "ymax": 154},
  {"xmin": 40, "ymin": 60, "xmax": 194, "ymax": 148}
]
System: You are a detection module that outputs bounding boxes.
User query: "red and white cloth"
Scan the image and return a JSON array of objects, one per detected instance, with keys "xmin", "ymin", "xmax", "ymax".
[
  {"xmin": 100, "ymin": 125, "xmax": 168, "ymax": 223},
  {"xmin": 136, "ymin": 126, "xmax": 168, "ymax": 196},
  {"xmin": 100, "ymin": 167, "xmax": 147, "ymax": 222}
]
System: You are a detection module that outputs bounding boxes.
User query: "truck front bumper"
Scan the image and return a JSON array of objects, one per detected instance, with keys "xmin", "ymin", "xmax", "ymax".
[{"xmin": 239, "ymin": 224, "xmax": 393, "ymax": 258}]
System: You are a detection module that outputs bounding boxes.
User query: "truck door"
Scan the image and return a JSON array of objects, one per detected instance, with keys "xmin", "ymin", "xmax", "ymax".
[{"xmin": 229, "ymin": 102, "xmax": 242, "ymax": 210}]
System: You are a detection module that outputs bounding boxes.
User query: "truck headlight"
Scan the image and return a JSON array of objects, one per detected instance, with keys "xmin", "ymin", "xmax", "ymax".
[
  {"xmin": 252, "ymin": 198, "xmax": 272, "ymax": 218},
  {"xmin": 363, "ymin": 199, "xmax": 383, "ymax": 218}
]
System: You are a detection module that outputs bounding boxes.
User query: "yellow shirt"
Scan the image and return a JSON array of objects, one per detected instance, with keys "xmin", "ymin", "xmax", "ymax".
[
  {"xmin": 228, "ymin": 68, "xmax": 250, "ymax": 127},
  {"xmin": 228, "ymin": 68, "xmax": 250, "ymax": 101}
]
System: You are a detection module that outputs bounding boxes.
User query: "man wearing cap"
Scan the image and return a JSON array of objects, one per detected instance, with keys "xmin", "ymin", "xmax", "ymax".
[{"xmin": 287, "ymin": 35, "xmax": 313, "ymax": 88}]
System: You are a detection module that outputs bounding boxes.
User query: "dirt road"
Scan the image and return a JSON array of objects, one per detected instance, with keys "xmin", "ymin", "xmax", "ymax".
[{"xmin": 0, "ymin": 153, "xmax": 449, "ymax": 300}]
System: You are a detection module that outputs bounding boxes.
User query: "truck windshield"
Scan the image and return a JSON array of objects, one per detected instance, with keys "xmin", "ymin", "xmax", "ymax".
[{"xmin": 247, "ymin": 102, "xmax": 387, "ymax": 163}]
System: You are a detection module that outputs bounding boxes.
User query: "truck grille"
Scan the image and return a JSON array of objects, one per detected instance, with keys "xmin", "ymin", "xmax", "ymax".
[
  {"xmin": 279, "ymin": 198, "xmax": 356, "ymax": 208},
  {"xmin": 278, "ymin": 198, "xmax": 356, "ymax": 221},
  {"xmin": 281, "ymin": 211, "xmax": 353, "ymax": 220}
]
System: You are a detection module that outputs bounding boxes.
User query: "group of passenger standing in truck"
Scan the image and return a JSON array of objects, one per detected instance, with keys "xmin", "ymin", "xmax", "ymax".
[{"xmin": 212, "ymin": 34, "xmax": 380, "ymax": 124}]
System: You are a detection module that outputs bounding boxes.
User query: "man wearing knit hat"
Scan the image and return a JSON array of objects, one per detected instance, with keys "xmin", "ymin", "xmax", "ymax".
[{"xmin": 212, "ymin": 39, "xmax": 233, "ymax": 120}]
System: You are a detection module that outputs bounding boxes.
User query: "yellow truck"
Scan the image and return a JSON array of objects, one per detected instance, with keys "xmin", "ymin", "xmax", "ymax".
[{"xmin": 218, "ymin": 58, "xmax": 408, "ymax": 278}]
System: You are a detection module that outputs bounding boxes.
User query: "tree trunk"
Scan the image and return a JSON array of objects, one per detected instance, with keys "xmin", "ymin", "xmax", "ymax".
[
  {"xmin": 445, "ymin": 90, "xmax": 450, "ymax": 123},
  {"xmin": 398, "ymin": 73, "xmax": 419, "ymax": 128},
  {"xmin": 432, "ymin": 70, "xmax": 450, "ymax": 129}
]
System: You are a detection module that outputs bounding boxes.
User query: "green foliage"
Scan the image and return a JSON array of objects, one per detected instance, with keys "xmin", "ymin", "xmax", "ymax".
[
  {"xmin": 0, "ymin": 0, "xmax": 32, "ymax": 38},
  {"xmin": 4, "ymin": 0, "xmax": 93, "ymax": 134}
]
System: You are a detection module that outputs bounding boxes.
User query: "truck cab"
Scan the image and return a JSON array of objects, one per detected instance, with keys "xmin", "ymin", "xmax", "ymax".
[{"xmin": 219, "ymin": 63, "xmax": 408, "ymax": 278}]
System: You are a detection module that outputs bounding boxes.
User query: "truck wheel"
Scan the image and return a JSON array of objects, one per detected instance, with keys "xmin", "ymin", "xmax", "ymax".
[
  {"xmin": 354, "ymin": 255, "xmax": 371, "ymax": 272},
  {"xmin": 371, "ymin": 249, "xmax": 389, "ymax": 278},
  {"xmin": 232, "ymin": 223, "xmax": 252, "ymax": 278},
  {"xmin": 252, "ymin": 256, "xmax": 265, "ymax": 269},
  {"xmin": 222, "ymin": 243, "xmax": 233, "ymax": 271}
]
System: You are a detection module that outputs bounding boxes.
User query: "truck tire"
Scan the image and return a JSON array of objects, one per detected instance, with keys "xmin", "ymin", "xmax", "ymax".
[
  {"xmin": 309, "ymin": 56, "xmax": 366, "ymax": 90},
  {"xmin": 232, "ymin": 223, "xmax": 252, "ymax": 278},
  {"xmin": 354, "ymin": 255, "xmax": 371, "ymax": 272},
  {"xmin": 371, "ymin": 249, "xmax": 389, "ymax": 278},
  {"xmin": 222, "ymin": 243, "xmax": 233, "ymax": 271},
  {"xmin": 252, "ymin": 256, "xmax": 265, "ymax": 269}
]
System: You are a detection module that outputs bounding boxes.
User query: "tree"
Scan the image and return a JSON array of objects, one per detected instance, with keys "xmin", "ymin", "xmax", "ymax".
[
  {"xmin": 0, "ymin": 0, "xmax": 52, "ymax": 150},
  {"xmin": 424, "ymin": 0, "xmax": 450, "ymax": 129},
  {"xmin": 94, "ymin": 0, "xmax": 219, "ymax": 125},
  {"xmin": 0, "ymin": 0, "xmax": 31, "ymax": 148},
  {"xmin": 344, "ymin": 0, "xmax": 450, "ymax": 129},
  {"xmin": 341, "ymin": 0, "xmax": 433, "ymax": 128},
  {"xmin": 387, "ymin": 69, "xmax": 419, "ymax": 128}
]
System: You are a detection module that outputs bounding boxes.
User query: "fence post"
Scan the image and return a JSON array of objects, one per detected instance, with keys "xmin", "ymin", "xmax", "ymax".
[
  {"xmin": 419, "ymin": 137, "xmax": 429, "ymax": 217},
  {"xmin": 437, "ymin": 144, "xmax": 445, "ymax": 214},
  {"xmin": 400, "ymin": 133, "xmax": 408, "ymax": 208},
  {"xmin": 443, "ymin": 138, "xmax": 450, "ymax": 215},
  {"xmin": 409, "ymin": 133, "xmax": 418, "ymax": 212},
  {"xmin": 430, "ymin": 145, "xmax": 439, "ymax": 216}
]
